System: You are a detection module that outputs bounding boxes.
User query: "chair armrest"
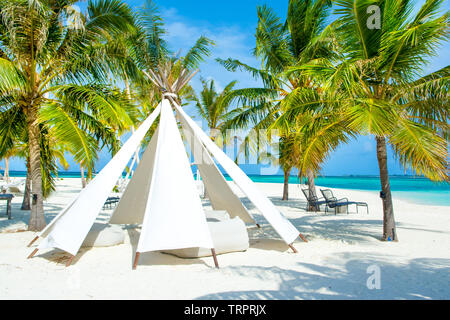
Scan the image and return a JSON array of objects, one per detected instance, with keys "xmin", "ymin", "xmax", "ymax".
[{"xmin": 326, "ymin": 197, "xmax": 338, "ymax": 203}]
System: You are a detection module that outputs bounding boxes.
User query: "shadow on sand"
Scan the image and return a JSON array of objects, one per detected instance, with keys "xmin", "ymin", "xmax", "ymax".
[{"xmin": 195, "ymin": 254, "xmax": 450, "ymax": 300}]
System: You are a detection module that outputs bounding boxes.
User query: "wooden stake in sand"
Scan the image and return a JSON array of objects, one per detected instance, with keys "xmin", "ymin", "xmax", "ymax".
[
  {"xmin": 288, "ymin": 244, "xmax": 298, "ymax": 253},
  {"xmin": 133, "ymin": 252, "xmax": 141, "ymax": 270},
  {"xmin": 299, "ymin": 233, "xmax": 308, "ymax": 242},
  {"xmin": 211, "ymin": 249, "xmax": 219, "ymax": 268},
  {"xmin": 27, "ymin": 236, "xmax": 39, "ymax": 247},
  {"xmin": 65, "ymin": 255, "xmax": 75, "ymax": 267},
  {"xmin": 27, "ymin": 248, "xmax": 39, "ymax": 259}
]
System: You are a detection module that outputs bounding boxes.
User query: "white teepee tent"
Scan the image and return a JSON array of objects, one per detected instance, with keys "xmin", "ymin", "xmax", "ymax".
[{"xmin": 27, "ymin": 65, "xmax": 305, "ymax": 269}]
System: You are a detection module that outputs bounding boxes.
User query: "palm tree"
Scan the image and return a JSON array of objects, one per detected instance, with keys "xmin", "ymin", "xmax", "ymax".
[
  {"xmin": 189, "ymin": 78, "xmax": 238, "ymax": 142},
  {"xmin": 287, "ymin": 0, "xmax": 449, "ymax": 240},
  {"xmin": 218, "ymin": 0, "xmax": 337, "ymax": 202},
  {"xmin": 0, "ymin": 87, "xmax": 131, "ymax": 203},
  {"xmin": 1, "ymin": 157, "xmax": 10, "ymax": 183},
  {"xmin": 0, "ymin": 142, "xmax": 28, "ymax": 184},
  {"xmin": 0, "ymin": 0, "xmax": 137, "ymax": 231},
  {"xmin": 273, "ymin": 102, "xmax": 357, "ymax": 206}
]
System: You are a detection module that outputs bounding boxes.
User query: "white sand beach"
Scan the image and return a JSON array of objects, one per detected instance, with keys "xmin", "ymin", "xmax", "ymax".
[{"xmin": 0, "ymin": 177, "xmax": 449, "ymax": 300}]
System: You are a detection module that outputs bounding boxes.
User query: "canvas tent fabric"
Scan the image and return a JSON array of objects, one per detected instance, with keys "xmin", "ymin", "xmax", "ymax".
[
  {"xmin": 204, "ymin": 210, "xmax": 230, "ymax": 222},
  {"xmin": 178, "ymin": 112, "xmax": 255, "ymax": 224},
  {"xmin": 36, "ymin": 104, "xmax": 162, "ymax": 255},
  {"xmin": 162, "ymin": 217, "xmax": 249, "ymax": 258},
  {"xmin": 31, "ymin": 96, "xmax": 301, "ymax": 263},
  {"xmin": 109, "ymin": 128, "xmax": 159, "ymax": 225},
  {"xmin": 174, "ymin": 103, "xmax": 300, "ymax": 245},
  {"xmin": 135, "ymin": 99, "xmax": 214, "ymax": 252}
]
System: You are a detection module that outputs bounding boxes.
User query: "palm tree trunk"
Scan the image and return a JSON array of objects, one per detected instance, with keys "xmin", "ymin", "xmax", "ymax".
[
  {"xmin": 4, "ymin": 157, "xmax": 10, "ymax": 183},
  {"xmin": 27, "ymin": 107, "xmax": 46, "ymax": 231},
  {"xmin": 306, "ymin": 169, "xmax": 317, "ymax": 211},
  {"xmin": 282, "ymin": 168, "xmax": 290, "ymax": 200},
  {"xmin": 376, "ymin": 136, "xmax": 397, "ymax": 241},
  {"xmin": 21, "ymin": 158, "xmax": 31, "ymax": 210},
  {"xmin": 80, "ymin": 165, "xmax": 87, "ymax": 188}
]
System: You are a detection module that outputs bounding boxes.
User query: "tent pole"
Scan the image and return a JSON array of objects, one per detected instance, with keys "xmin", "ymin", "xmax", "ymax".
[
  {"xmin": 288, "ymin": 244, "xmax": 298, "ymax": 253},
  {"xmin": 65, "ymin": 255, "xmax": 75, "ymax": 267},
  {"xmin": 299, "ymin": 233, "xmax": 308, "ymax": 242},
  {"xmin": 27, "ymin": 248, "xmax": 39, "ymax": 259},
  {"xmin": 27, "ymin": 236, "xmax": 39, "ymax": 247},
  {"xmin": 133, "ymin": 252, "xmax": 140, "ymax": 270},
  {"xmin": 211, "ymin": 249, "xmax": 219, "ymax": 268}
]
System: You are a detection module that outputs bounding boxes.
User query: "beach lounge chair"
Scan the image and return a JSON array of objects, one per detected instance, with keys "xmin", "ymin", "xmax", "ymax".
[
  {"xmin": 320, "ymin": 189, "xmax": 369, "ymax": 214},
  {"xmin": 301, "ymin": 188, "xmax": 327, "ymax": 212},
  {"xmin": 0, "ymin": 193, "xmax": 14, "ymax": 220},
  {"xmin": 7, "ymin": 185, "xmax": 23, "ymax": 194},
  {"xmin": 2, "ymin": 180, "xmax": 25, "ymax": 195},
  {"xmin": 103, "ymin": 196, "xmax": 120, "ymax": 210}
]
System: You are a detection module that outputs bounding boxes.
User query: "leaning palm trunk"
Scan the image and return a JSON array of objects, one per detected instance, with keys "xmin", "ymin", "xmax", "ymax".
[
  {"xmin": 376, "ymin": 136, "xmax": 397, "ymax": 241},
  {"xmin": 4, "ymin": 157, "xmax": 10, "ymax": 183},
  {"xmin": 80, "ymin": 165, "xmax": 87, "ymax": 189},
  {"xmin": 21, "ymin": 159, "xmax": 31, "ymax": 210},
  {"xmin": 306, "ymin": 170, "xmax": 317, "ymax": 211},
  {"xmin": 282, "ymin": 168, "xmax": 290, "ymax": 200},
  {"xmin": 27, "ymin": 108, "xmax": 46, "ymax": 231}
]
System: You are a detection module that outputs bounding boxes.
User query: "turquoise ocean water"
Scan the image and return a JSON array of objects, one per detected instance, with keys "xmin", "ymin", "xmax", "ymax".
[
  {"xmin": 242, "ymin": 174, "xmax": 450, "ymax": 206},
  {"xmin": 4, "ymin": 170, "xmax": 449, "ymax": 206}
]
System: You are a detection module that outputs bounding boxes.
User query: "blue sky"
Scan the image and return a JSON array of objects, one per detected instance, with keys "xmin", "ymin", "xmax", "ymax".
[{"xmin": 4, "ymin": 0, "xmax": 450, "ymax": 176}]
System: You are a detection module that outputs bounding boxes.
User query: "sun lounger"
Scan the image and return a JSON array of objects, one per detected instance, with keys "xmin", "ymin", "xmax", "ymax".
[
  {"xmin": 7, "ymin": 185, "xmax": 23, "ymax": 194},
  {"xmin": 1, "ymin": 180, "xmax": 25, "ymax": 195},
  {"xmin": 301, "ymin": 188, "xmax": 327, "ymax": 212},
  {"xmin": 103, "ymin": 196, "xmax": 121, "ymax": 210},
  {"xmin": 320, "ymin": 189, "xmax": 369, "ymax": 214},
  {"xmin": 0, "ymin": 193, "xmax": 14, "ymax": 220}
]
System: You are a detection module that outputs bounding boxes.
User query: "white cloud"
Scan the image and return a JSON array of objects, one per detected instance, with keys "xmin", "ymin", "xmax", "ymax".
[
  {"xmin": 161, "ymin": 7, "xmax": 259, "ymax": 79},
  {"xmin": 163, "ymin": 15, "xmax": 254, "ymax": 62}
]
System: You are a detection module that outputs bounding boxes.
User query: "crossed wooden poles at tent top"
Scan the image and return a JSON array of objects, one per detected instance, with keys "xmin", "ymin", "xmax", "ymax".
[{"xmin": 26, "ymin": 61, "xmax": 307, "ymax": 268}]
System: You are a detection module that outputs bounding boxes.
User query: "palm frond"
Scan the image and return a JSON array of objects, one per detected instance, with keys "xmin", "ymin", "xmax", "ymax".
[
  {"xmin": 39, "ymin": 104, "xmax": 99, "ymax": 176},
  {"xmin": 216, "ymin": 58, "xmax": 280, "ymax": 88},
  {"xmin": 182, "ymin": 36, "xmax": 214, "ymax": 70},
  {"xmin": 389, "ymin": 118, "xmax": 448, "ymax": 181}
]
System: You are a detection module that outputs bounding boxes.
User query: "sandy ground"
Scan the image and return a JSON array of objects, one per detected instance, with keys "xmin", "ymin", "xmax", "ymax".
[{"xmin": 0, "ymin": 177, "xmax": 449, "ymax": 300}]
